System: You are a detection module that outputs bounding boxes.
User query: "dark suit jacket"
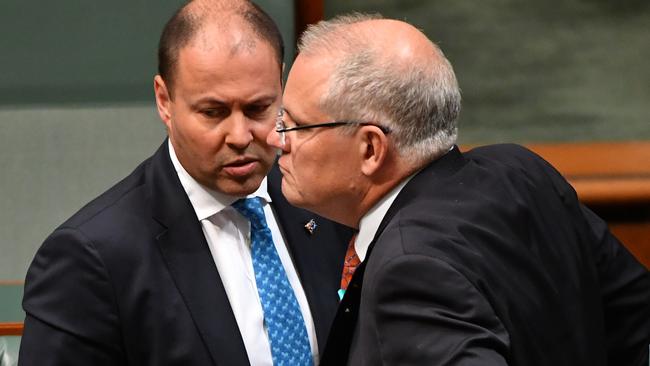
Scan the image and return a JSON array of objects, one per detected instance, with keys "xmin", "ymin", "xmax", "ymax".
[
  {"xmin": 323, "ymin": 144, "xmax": 650, "ymax": 366},
  {"xmin": 19, "ymin": 141, "xmax": 351, "ymax": 365}
]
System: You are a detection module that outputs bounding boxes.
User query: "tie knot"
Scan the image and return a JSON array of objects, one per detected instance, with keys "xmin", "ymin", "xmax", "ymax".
[{"xmin": 232, "ymin": 197, "xmax": 267, "ymax": 230}]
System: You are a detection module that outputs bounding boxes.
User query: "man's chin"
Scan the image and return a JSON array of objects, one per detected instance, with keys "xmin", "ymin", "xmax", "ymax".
[
  {"xmin": 280, "ymin": 181, "xmax": 308, "ymax": 208},
  {"xmin": 209, "ymin": 159, "xmax": 274, "ymax": 196},
  {"xmin": 210, "ymin": 174, "xmax": 266, "ymax": 197}
]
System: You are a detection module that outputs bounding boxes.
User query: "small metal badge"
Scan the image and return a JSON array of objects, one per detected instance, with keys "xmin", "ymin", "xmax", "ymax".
[{"xmin": 304, "ymin": 219, "xmax": 317, "ymax": 235}]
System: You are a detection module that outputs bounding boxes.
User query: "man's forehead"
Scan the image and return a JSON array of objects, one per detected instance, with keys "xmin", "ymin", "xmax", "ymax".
[
  {"xmin": 286, "ymin": 55, "xmax": 332, "ymax": 98},
  {"xmin": 282, "ymin": 57, "xmax": 333, "ymax": 122},
  {"xmin": 172, "ymin": 25, "xmax": 277, "ymax": 85},
  {"xmin": 188, "ymin": 19, "xmax": 258, "ymax": 53},
  {"xmin": 173, "ymin": 34, "xmax": 281, "ymax": 100},
  {"xmin": 185, "ymin": 0, "xmax": 242, "ymax": 14}
]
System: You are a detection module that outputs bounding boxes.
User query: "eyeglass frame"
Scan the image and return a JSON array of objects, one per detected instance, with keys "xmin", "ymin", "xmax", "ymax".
[
  {"xmin": 276, "ymin": 120, "xmax": 391, "ymax": 134},
  {"xmin": 274, "ymin": 109, "xmax": 391, "ymax": 145}
]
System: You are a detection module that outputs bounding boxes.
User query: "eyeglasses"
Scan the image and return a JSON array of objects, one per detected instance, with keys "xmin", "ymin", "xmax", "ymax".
[{"xmin": 275, "ymin": 109, "xmax": 390, "ymax": 145}]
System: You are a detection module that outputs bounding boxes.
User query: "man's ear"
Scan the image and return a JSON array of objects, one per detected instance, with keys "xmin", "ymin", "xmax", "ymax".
[
  {"xmin": 359, "ymin": 126, "xmax": 390, "ymax": 177},
  {"xmin": 154, "ymin": 75, "xmax": 172, "ymax": 129}
]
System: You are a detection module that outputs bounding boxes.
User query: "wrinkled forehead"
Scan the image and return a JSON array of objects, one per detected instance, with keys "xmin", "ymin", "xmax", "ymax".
[{"xmin": 283, "ymin": 54, "xmax": 335, "ymax": 118}]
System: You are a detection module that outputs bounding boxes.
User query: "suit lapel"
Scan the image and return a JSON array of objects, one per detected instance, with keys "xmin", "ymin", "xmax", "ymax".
[{"xmin": 148, "ymin": 141, "xmax": 250, "ymax": 366}]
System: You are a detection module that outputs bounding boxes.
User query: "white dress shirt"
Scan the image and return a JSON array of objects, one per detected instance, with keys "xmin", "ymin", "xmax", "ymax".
[
  {"xmin": 168, "ymin": 141, "xmax": 318, "ymax": 366},
  {"xmin": 355, "ymin": 174, "xmax": 415, "ymax": 262}
]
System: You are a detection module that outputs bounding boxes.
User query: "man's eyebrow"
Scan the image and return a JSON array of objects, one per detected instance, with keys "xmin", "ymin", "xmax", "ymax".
[
  {"xmin": 282, "ymin": 108, "xmax": 304, "ymax": 124},
  {"xmin": 192, "ymin": 94, "xmax": 278, "ymax": 107},
  {"xmin": 192, "ymin": 97, "xmax": 227, "ymax": 106},
  {"xmin": 246, "ymin": 95, "xmax": 277, "ymax": 105}
]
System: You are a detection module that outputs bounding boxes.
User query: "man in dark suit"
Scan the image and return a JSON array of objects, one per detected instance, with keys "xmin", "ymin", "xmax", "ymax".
[
  {"xmin": 266, "ymin": 13, "xmax": 650, "ymax": 365},
  {"xmin": 19, "ymin": 1, "xmax": 350, "ymax": 365}
]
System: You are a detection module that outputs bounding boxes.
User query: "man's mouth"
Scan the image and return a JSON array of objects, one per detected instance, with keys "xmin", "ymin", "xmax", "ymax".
[{"xmin": 223, "ymin": 158, "xmax": 258, "ymax": 177}]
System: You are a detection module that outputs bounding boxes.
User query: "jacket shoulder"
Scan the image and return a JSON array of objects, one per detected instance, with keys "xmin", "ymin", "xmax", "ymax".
[{"xmin": 60, "ymin": 157, "xmax": 153, "ymax": 232}]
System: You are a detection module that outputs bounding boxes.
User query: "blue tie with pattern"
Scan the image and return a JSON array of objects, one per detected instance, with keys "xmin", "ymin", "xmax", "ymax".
[{"xmin": 232, "ymin": 197, "xmax": 313, "ymax": 366}]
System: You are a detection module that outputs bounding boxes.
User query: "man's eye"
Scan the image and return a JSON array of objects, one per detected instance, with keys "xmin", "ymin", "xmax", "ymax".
[
  {"xmin": 201, "ymin": 107, "xmax": 229, "ymax": 119},
  {"xmin": 245, "ymin": 104, "xmax": 271, "ymax": 118}
]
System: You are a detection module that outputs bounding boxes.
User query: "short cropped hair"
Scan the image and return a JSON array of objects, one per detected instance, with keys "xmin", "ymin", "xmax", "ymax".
[
  {"xmin": 158, "ymin": 0, "xmax": 284, "ymax": 96},
  {"xmin": 298, "ymin": 13, "xmax": 461, "ymax": 165}
]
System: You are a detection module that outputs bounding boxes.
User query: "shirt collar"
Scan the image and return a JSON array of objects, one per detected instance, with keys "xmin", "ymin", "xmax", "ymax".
[
  {"xmin": 354, "ymin": 173, "xmax": 414, "ymax": 262},
  {"xmin": 168, "ymin": 140, "xmax": 271, "ymax": 221},
  {"xmin": 354, "ymin": 146, "xmax": 456, "ymax": 261}
]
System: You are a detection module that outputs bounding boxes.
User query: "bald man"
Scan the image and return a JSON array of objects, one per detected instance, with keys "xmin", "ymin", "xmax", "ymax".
[
  {"xmin": 19, "ymin": 2, "xmax": 350, "ymax": 365},
  {"xmin": 267, "ymin": 14, "xmax": 650, "ymax": 366}
]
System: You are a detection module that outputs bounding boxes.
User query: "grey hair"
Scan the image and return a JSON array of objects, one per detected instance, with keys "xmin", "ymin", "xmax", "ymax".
[{"xmin": 298, "ymin": 13, "xmax": 461, "ymax": 165}]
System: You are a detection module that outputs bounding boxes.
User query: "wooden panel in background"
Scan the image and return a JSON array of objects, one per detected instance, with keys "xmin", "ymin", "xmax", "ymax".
[
  {"xmin": 527, "ymin": 142, "xmax": 650, "ymax": 206},
  {"xmin": 295, "ymin": 0, "xmax": 323, "ymax": 40},
  {"xmin": 527, "ymin": 142, "xmax": 650, "ymax": 269},
  {"xmin": 610, "ymin": 222, "xmax": 650, "ymax": 270},
  {"xmin": 459, "ymin": 142, "xmax": 650, "ymax": 268},
  {"xmin": 0, "ymin": 322, "xmax": 22, "ymax": 336}
]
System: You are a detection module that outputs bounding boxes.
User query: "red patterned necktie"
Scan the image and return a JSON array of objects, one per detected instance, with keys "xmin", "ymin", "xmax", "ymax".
[{"xmin": 340, "ymin": 233, "xmax": 360, "ymax": 292}]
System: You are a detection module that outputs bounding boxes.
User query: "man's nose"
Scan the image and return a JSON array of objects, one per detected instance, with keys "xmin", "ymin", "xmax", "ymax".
[
  {"xmin": 225, "ymin": 114, "xmax": 254, "ymax": 149},
  {"xmin": 266, "ymin": 127, "xmax": 289, "ymax": 152}
]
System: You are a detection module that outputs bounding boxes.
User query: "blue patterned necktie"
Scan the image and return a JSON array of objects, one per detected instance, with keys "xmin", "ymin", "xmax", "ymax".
[{"xmin": 232, "ymin": 197, "xmax": 313, "ymax": 366}]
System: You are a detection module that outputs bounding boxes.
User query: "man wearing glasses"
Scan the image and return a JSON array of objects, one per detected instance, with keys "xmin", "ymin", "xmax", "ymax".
[{"xmin": 267, "ymin": 13, "xmax": 650, "ymax": 366}]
